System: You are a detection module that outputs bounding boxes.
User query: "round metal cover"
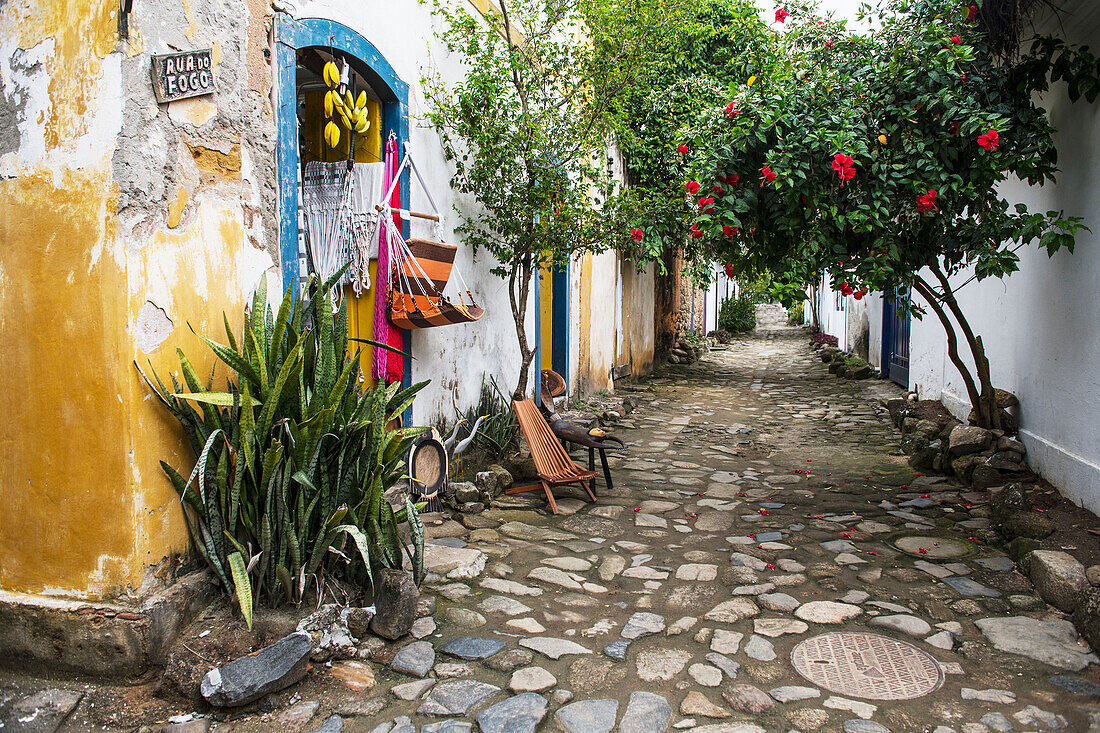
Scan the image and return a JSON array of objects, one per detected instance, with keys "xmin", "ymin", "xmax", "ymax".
[
  {"xmin": 893, "ymin": 534, "xmax": 974, "ymax": 559},
  {"xmin": 791, "ymin": 632, "xmax": 944, "ymax": 700}
]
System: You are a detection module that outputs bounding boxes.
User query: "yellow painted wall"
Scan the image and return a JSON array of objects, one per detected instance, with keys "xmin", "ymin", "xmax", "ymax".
[
  {"xmin": 0, "ymin": 0, "xmax": 269, "ymax": 599},
  {"xmin": 539, "ymin": 265, "xmax": 553, "ymax": 371}
]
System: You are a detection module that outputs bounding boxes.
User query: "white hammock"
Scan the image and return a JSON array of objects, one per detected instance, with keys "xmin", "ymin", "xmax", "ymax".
[{"xmin": 301, "ymin": 160, "xmax": 385, "ymax": 302}]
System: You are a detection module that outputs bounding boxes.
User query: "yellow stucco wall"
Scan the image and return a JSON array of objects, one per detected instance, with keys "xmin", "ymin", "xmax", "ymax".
[{"xmin": 0, "ymin": 0, "xmax": 268, "ymax": 599}]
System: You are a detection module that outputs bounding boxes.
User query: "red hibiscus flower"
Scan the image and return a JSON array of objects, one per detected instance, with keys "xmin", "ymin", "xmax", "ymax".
[
  {"xmin": 690, "ymin": 223, "xmax": 703, "ymax": 239},
  {"xmin": 677, "ymin": 144, "xmax": 689, "ymax": 154},
  {"xmin": 712, "ymin": 185, "xmax": 724, "ymax": 195},
  {"xmin": 775, "ymin": 7, "xmax": 790, "ymax": 23},
  {"xmin": 950, "ymin": 121, "xmax": 960, "ymax": 135},
  {"xmin": 725, "ymin": 102, "xmax": 741, "ymax": 117},
  {"xmin": 916, "ymin": 189, "xmax": 938, "ymax": 213},
  {"xmin": 726, "ymin": 173, "xmax": 740, "ymax": 186},
  {"xmin": 722, "ymin": 225, "xmax": 739, "ymax": 239},
  {"xmin": 854, "ymin": 289, "xmax": 866, "ymax": 300},
  {"xmin": 630, "ymin": 228, "xmax": 644, "ymax": 242},
  {"xmin": 698, "ymin": 197, "xmax": 715, "ymax": 208},
  {"xmin": 686, "ymin": 181, "xmax": 701, "ymax": 194},
  {"xmin": 825, "ymin": 41, "xmax": 833, "ymax": 47},
  {"xmin": 967, "ymin": 4, "xmax": 977, "ymax": 21},
  {"xmin": 761, "ymin": 165, "xmax": 777, "ymax": 185},
  {"xmin": 831, "ymin": 153, "xmax": 856, "ymax": 186},
  {"xmin": 977, "ymin": 128, "xmax": 1000, "ymax": 150},
  {"xmin": 949, "ymin": 35, "xmax": 961, "ymax": 44},
  {"xmin": 723, "ymin": 262, "xmax": 736, "ymax": 278}
]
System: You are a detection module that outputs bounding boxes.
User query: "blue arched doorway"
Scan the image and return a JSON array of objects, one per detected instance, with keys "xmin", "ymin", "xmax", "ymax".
[{"xmin": 272, "ymin": 14, "xmax": 413, "ymax": 421}]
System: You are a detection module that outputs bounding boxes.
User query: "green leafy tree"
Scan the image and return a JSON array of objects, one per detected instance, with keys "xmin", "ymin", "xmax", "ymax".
[
  {"xmin": 601, "ymin": 0, "xmax": 771, "ymax": 268},
  {"xmin": 687, "ymin": 0, "xmax": 1093, "ymax": 428},
  {"xmin": 425, "ymin": 0, "xmax": 655, "ymax": 399}
]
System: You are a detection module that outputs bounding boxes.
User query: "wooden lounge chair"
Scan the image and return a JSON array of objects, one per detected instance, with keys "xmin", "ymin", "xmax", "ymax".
[
  {"xmin": 508, "ymin": 399, "xmax": 598, "ymax": 514},
  {"xmin": 538, "ymin": 369, "xmax": 626, "ymax": 491}
]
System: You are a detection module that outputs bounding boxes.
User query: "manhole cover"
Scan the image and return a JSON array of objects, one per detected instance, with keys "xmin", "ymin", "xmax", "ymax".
[
  {"xmin": 893, "ymin": 535, "xmax": 974, "ymax": 559},
  {"xmin": 791, "ymin": 632, "xmax": 944, "ymax": 700}
]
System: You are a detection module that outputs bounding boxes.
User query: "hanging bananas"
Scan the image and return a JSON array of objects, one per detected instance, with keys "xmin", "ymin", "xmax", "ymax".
[{"xmin": 321, "ymin": 59, "xmax": 371, "ymax": 149}]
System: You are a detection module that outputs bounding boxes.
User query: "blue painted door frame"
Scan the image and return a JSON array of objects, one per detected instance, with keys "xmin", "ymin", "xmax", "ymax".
[
  {"xmin": 551, "ymin": 259, "xmax": 570, "ymax": 382},
  {"xmin": 273, "ymin": 14, "xmax": 414, "ymax": 422}
]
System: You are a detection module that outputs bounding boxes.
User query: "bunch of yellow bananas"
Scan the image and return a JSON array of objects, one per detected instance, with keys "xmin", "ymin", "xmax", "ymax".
[{"xmin": 322, "ymin": 61, "xmax": 371, "ymax": 149}]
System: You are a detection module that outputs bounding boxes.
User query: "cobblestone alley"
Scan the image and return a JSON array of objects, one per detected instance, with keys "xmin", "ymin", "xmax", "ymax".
[{"xmin": 10, "ymin": 328, "xmax": 1099, "ymax": 733}]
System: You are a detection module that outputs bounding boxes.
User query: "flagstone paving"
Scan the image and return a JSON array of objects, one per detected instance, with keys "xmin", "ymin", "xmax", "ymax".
[{"xmin": 4, "ymin": 328, "xmax": 1100, "ymax": 732}]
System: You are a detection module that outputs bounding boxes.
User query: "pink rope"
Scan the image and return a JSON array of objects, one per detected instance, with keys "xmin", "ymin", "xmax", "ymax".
[{"xmin": 371, "ymin": 139, "xmax": 399, "ymax": 381}]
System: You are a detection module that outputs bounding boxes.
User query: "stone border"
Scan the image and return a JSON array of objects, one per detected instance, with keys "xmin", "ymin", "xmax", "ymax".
[{"xmin": 0, "ymin": 570, "xmax": 213, "ymax": 679}]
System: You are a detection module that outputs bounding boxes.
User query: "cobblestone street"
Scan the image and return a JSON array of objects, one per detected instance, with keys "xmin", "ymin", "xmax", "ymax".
[
  {"xmin": 375, "ymin": 329, "xmax": 1096, "ymax": 733},
  {"xmin": 11, "ymin": 328, "xmax": 1099, "ymax": 732}
]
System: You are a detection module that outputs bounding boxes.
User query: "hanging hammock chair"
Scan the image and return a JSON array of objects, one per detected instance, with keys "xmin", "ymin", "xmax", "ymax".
[{"xmin": 375, "ymin": 144, "xmax": 485, "ymax": 330}]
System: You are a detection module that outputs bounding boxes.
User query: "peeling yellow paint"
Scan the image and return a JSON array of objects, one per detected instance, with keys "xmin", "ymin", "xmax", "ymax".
[
  {"xmin": 0, "ymin": 0, "xmax": 261, "ymax": 600},
  {"xmin": 2, "ymin": 0, "xmax": 117, "ymax": 154},
  {"xmin": 167, "ymin": 186, "xmax": 187, "ymax": 228},
  {"xmin": 182, "ymin": 0, "xmax": 199, "ymax": 43},
  {"xmin": 186, "ymin": 142, "xmax": 242, "ymax": 179},
  {"xmin": 168, "ymin": 97, "xmax": 218, "ymax": 127}
]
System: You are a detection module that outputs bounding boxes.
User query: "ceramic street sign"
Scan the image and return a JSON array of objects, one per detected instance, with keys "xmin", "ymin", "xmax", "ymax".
[{"xmin": 150, "ymin": 49, "xmax": 214, "ymax": 103}]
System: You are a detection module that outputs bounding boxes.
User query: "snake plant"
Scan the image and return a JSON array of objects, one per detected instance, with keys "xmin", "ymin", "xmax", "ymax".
[{"xmin": 138, "ymin": 270, "xmax": 428, "ymax": 626}]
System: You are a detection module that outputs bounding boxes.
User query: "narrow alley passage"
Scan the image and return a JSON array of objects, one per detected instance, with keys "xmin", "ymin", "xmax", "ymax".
[{"xmin": 17, "ymin": 328, "xmax": 1097, "ymax": 732}]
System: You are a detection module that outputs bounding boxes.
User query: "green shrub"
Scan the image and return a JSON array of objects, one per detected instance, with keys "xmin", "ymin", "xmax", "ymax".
[
  {"xmin": 787, "ymin": 302, "xmax": 804, "ymax": 325},
  {"xmin": 137, "ymin": 271, "xmax": 429, "ymax": 626},
  {"xmin": 718, "ymin": 294, "xmax": 757, "ymax": 333},
  {"xmin": 466, "ymin": 375, "xmax": 518, "ymax": 460}
]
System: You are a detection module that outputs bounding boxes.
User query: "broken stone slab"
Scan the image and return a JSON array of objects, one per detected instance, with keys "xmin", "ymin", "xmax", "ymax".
[
  {"xmin": 1, "ymin": 688, "xmax": 84, "ymax": 733},
  {"xmin": 975, "ymin": 616, "xmax": 1098, "ymax": 671},
  {"xmin": 868, "ymin": 614, "xmax": 932, "ymax": 637},
  {"xmin": 519, "ymin": 637, "xmax": 591, "ymax": 659},
  {"xmin": 939, "ymin": 575, "xmax": 1001, "ymax": 598},
  {"xmin": 794, "ymin": 601, "xmax": 862, "ymax": 624},
  {"xmin": 441, "ymin": 637, "xmax": 505, "ymax": 660},
  {"xmin": 722, "ymin": 683, "xmax": 773, "ymax": 714},
  {"xmin": 704, "ymin": 598, "xmax": 760, "ymax": 624},
  {"xmin": 390, "ymin": 641, "xmax": 436, "ymax": 678},
  {"xmin": 769, "ymin": 685, "xmax": 821, "ymax": 703},
  {"xmin": 200, "ymin": 631, "xmax": 312, "ymax": 707},
  {"xmin": 417, "ymin": 679, "xmax": 501, "ymax": 716},
  {"xmin": 475, "ymin": 692, "xmax": 548, "ymax": 733},
  {"xmin": 1028, "ymin": 550, "xmax": 1086, "ymax": 613},
  {"xmin": 554, "ymin": 699, "xmax": 619, "ymax": 733},
  {"xmin": 424, "ymin": 546, "xmax": 488, "ymax": 580},
  {"xmin": 619, "ymin": 691, "xmax": 672, "ymax": 733},
  {"xmin": 621, "ymin": 612, "xmax": 666, "ymax": 640}
]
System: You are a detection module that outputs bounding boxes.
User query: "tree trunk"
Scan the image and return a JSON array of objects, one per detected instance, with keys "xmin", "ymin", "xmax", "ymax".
[
  {"xmin": 508, "ymin": 256, "xmax": 537, "ymax": 401},
  {"xmin": 928, "ymin": 264, "xmax": 1001, "ymax": 430},
  {"xmin": 807, "ymin": 279, "xmax": 820, "ymax": 330},
  {"xmin": 912, "ymin": 276, "xmax": 983, "ymax": 421},
  {"xmin": 654, "ymin": 246, "xmax": 681, "ymax": 355}
]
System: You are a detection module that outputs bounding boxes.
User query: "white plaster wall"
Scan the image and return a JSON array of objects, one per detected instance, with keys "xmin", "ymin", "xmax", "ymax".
[
  {"xmin": 817, "ymin": 274, "xmax": 849, "ymax": 351},
  {"xmin": 569, "ymin": 250, "xmax": 618, "ymax": 395},
  {"xmin": 624, "ymin": 260, "xmax": 656, "ymax": 377},
  {"xmin": 909, "ymin": 3, "xmax": 1100, "ymax": 512},
  {"xmin": 703, "ymin": 264, "xmax": 735, "ymax": 332},
  {"xmin": 293, "ymin": 0, "xmax": 536, "ymax": 425}
]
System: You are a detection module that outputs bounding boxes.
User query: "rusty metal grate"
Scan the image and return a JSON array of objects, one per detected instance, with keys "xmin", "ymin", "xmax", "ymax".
[{"xmin": 791, "ymin": 632, "xmax": 944, "ymax": 700}]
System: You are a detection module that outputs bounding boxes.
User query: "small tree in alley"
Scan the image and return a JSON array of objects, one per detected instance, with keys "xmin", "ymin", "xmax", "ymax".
[
  {"xmin": 688, "ymin": 0, "xmax": 1094, "ymax": 429},
  {"xmin": 425, "ymin": 0, "xmax": 667, "ymax": 399}
]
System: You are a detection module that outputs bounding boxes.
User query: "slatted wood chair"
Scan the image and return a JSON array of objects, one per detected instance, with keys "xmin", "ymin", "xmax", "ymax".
[{"xmin": 508, "ymin": 399, "xmax": 598, "ymax": 515}]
